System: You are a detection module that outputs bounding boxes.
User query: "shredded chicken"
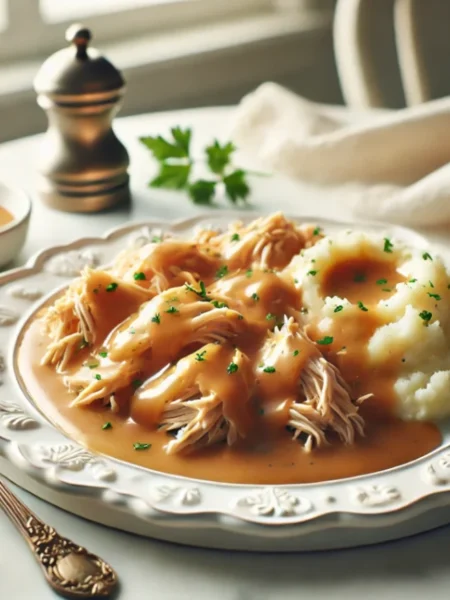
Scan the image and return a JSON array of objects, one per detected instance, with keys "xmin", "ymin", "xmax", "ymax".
[{"xmin": 133, "ymin": 343, "xmax": 254, "ymax": 454}]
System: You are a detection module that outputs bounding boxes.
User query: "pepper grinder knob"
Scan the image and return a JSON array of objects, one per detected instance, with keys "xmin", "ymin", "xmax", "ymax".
[{"xmin": 65, "ymin": 24, "xmax": 92, "ymax": 59}]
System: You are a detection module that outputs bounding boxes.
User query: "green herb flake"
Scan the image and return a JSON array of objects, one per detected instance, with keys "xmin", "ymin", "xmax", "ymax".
[
  {"xmin": 419, "ymin": 310, "xmax": 432, "ymax": 323},
  {"xmin": 231, "ymin": 233, "xmax": 240, "ymax": 242},
  {"xmin": 423, "ymin": 252, "xmax": 433, "ymax": 261},
  {"xmin": 428, "ymin": 293, "xmax": 441, "ymax": 301},
  {"xmin": 429, "ymin": 281, "xmax": 435, "ymax": 288},
  {"xmin": 106, "ymin": 282, "xmax": 118, "ymax": 292},
  {"xmin": 102, "ymin": 422, "xmax": 112, "ymax": 430},
  {"xmin": 382, "ymin": 288, "xmax": 392, "ymax": 293},
  {"xmin": 133, "ymin": 272, "xmax": 146, "ymax": 281},
  {"xmin": 129, "ymin": 328, "xmax": 136, "ymax": 335},
  {"xmin": 313, "ymin": 227, "xmax": 322, "ymax": 236},
  {"xmin": 383, "ymin": 238, "xmax": 394, "ymax": 253},
  {"xmin": 251, "ymin": 292, "xmax": 260, "ymax": 302},
  {"xmin": 263, "ymin": 366, "xmax": 276, "ymax": 374},
  {"xmin": 266, "ymin": 313, "xmax": 276, "ymax": 321},
  {"xmin": 132, "ymin": 379, "xmax": 143, "ymax": 390},
  {"xmin": 94, "ymin": 374, "xmax": 102, "ymax": 381},
  {"xmin": 165, "ymin": 306, "xmax": 179, "ymax": 314},
  {"xmin": 245, "ymin": 269, "xmax": 253, "ymax": 278},
  {"xmin": 357, "ymin": 301, "xmax": 369, "ymax": 312},
  {"xmin": 227, "ymin": 362, "xmax": 239, "ymax": 375},
  {"xmin": 307, "ymin": 270, "xmax": 317, "ymax": 276},
  {"xmin": 87, "ymin": 362, "xmax": 99, "ymax": 369},
  {"xmin": 216, "ymin": 265, "xmax": 229, "ymax": 279},
  {"xmin": 211, "ymin": 300, "xmax": 228, "ymax": 309},
  {"xmin": 133, "ymin": 442, "xmax": 151, "ymax": 451},
  {"xmin": 293, "ymin": 350, "xmax": 300, "ymax": 357},
  {"xmin": 151, "ymin": 313, "xmax": 161, "ymax": 324},
  {"xmin": 317, "ymin": 336, "xmax": 334, "ymax": 346},
  {"xmin": 409, "ymin": 279, "xmax": 417, "ymax": 283},
  {"xmin": 195, "ymin": 350, "xmax": 207, "ymax": 362},
  {"xmin": 151, "ymin": 236, "xmax": 162, "ymax": 243},
  {"xmin": 334, "ymin": 305, "xmax": 344, "ymax": 313},
  {"xmin": 376, "ymin": 279, "xmax": 388, "ymax": 285},
  {"xmin": 99, "ymin": 351, "xmax": 108, "ymax": 358}
]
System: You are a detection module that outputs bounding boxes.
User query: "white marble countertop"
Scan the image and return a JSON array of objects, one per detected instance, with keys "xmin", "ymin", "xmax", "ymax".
[{"xmin": 2, "ymin": 107, "xmax": 450, "ymax": 599}]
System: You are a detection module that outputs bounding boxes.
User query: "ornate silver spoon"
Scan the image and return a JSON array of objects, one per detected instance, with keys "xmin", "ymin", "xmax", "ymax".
[{"xmin": 0, "ymin": 479, "xmax": 118, "ymax": 598}]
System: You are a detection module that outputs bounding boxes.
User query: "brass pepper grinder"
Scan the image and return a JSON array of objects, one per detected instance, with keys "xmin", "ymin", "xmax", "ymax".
[{"xmin": 34, "ymin": 24, "xmax": 130, "ymax": 212}]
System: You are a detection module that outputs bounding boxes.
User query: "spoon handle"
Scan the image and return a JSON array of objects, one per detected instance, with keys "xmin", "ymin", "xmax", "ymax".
[{"xmin": 0, "ymin": 479, "xmax": 118, "ymax": 598}]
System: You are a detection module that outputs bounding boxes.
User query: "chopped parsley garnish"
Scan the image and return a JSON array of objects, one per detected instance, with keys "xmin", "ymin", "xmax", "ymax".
[
  {"xmin": 419, "ymin": 310, "xmax": 432, "ymax": 323},
  {"xmin": 99, "ymin": 351, "xmax": 108, "ymax": 358},
  {"xmin": 165, "ymin": 306, "xmax": 179, "ymax": 313},
  {"xmin": 133, "ymin": 442, "xmax": 151, "ymax": 451},
  {"xmin": 245, "ymin": 269, "xmax": 253, "ymax": 278},
  {"xmin": 151, "ymin": 235, "xmax": 162, "ymax": 243},
  {"xmin": 409, "ymin": 279, "xmax": 417, "ymax": 283},
  {"xmin": 132, "ymin": 379, "xmax": 143, "ymax": 389},
  {"xmin": 354, "ymin": 272, "xmax": 366, "ymax": 283},
  {"xmin": 423, "ymin": 252, "xmax": 433, "ymax": 261},
  {"xmin": 263, "ymin": 366, "xmax": 276, "ymax": 373},
  {"xmin": 87, "ymin": 362, "xmax": 99, "ymax": 369},
  {"xmin": 195, "ymin": 350, "xmax": 207, "ymax": 362},
  {"xmin": 317, "ymin": 336, "xmax": 333, "ymax": 345},
  {"xmin": 382, "ymin": 288, "xmax": 392, "ymax": 293},
  {"xmin": 334, "ymin": 305, "xmax": 344, "ymax": 313},
  {"xmin": 383, "ymin": 238, "xmax": 394, "ymax": 253},
  {"xmin": 313, "ymin": 226, "xmax": 322, "ymax": 236},
  {"xmin": 102, "ymin": 422, "xmax": 112, "ymax": 430},
  {"xmin": 211, "ymin": 300, "xmax": 228, "ymax": 308},
  {"xmin": 428, "ymin": 293, "xmax": 441, "ymax": 301},
  {"xmin": 94, "ymin": 374, "xmax": 102, "ymax": 381},
  {"xmin": 133, "ymin": 272, "xmax": 146, "ymax": 281},
  {"xmin": 185, "ymin": 280, "xmax": 210, "ymax": 300},
  {"xmin": 307, "ymin": 270, "xmax": 317, "ymax": 276},
  {"xmin": 129, "ymin": 328, "xmax": 136, "ymax": 335},
  {"xmin": 231, "ymin": 233, "xmax": 240, "ymax": 242},
  {"xmin": 293, "ymin": 350, "xmax": 300, "ymax": 357},
  {"xmin": 266, "ymin": 313, "xmax": 276, "ymax": 320},
  {"xmin": 376, "ymin": 279, "xmax": 388, "ymax": 285},
  {"xmin": 251, "ymin": 292, "xmax": 260, "ymax": 302},
  {"xmin": 357, "ymin": 301, "xmax": 369, "ymax": 312},
  {"xmin": 151, "ymin": 313, "xmax": 161, "ymax": 324},
  {"xmin": 227, "ymin": 362, "xmax": 239, "ymax": 374},
  {"xmin": 429, "ymin": 281, "xmax": 434, "ymax": 288},
  {"xmin": 106, "ymin": 282, "xmax": 118, "ymax": 292},
  {"xmin": 216, "ymin": 265, "xmax": 229, "ymax": 279}
]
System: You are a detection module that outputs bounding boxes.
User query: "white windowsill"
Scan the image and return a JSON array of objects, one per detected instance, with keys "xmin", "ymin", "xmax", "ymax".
[{"xmin": 0, "ymin": 9, "xmax": 334, "ymax": 141}]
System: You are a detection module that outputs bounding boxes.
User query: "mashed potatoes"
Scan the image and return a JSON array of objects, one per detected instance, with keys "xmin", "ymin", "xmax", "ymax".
[{"xmin": 289, "ymin": 230, "xmax": 450, "ymax": 420}]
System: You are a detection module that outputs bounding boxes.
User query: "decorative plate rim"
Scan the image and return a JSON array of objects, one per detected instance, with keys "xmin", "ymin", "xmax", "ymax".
[{"xmin": 2, "ymin": 212, "xmax": 450, "ymax": 544}]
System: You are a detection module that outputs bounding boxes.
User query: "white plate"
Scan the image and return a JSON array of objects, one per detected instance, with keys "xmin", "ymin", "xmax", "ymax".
[{"xmin": 2, "ymin": 212, "xmax": 450, "ymax": 552}]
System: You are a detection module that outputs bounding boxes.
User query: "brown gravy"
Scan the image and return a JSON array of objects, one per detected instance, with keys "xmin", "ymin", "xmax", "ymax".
[{"xmin": 0, "ymin": 206, "xmax": 14, "ymax": 228}]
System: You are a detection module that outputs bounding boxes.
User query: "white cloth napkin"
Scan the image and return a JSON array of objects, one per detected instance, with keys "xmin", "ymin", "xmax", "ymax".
[{"xmin": 230, "ymin": 82, "xmax": 450, "ymax": 227}]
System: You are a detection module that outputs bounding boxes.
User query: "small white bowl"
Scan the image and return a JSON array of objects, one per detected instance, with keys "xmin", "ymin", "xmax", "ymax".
[{"xmin": 0, "ymin": 182, "xmax": 31, "ymax": 268}]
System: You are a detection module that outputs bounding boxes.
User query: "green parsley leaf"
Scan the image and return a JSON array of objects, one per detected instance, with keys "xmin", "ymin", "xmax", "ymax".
[
  {"xmin": 409, "ymin": 279, "xmax": 417, "ymax": 283},
  {"xmin": 94, "ymin": 374, "xmax": 102, "ymax": 381},
  {"xmin": 263, "ymin": 366, "xmax": 276, "ymax": 374},
  {"xmin": 102, "ymin": 422, "xmax": 112, "ymax": 430},
  {"xmin": 206, "ymin": 140, "xmax": 236, "ymax": 174},
  {"xmin": 334, "ymin": 305, "xmax": 344, "ymax": 313},
  {"xmin": 382, "ymin": 288, "xmax": 392, "ymax": 292},
  {"xmin": 293, "ymin": 350, "xmax": 300, "ymax": 357},
  {"xmin": 266, "ymin": 313, "xmax": 276, "ymax": 320},
  {"xmin": 245, "ymin": 269, "xmax": 253, "ymax": 278},
  {"xmin": 423, "ymin": 252, "xmax": 433, "ymax": 261},
  {"xmin": 133, "ymin": 442, "xmax": 151, "ymax": 451},
  {"xmin": 99, "ymin": 351, "xmax": 108, "ymax": 358},
  {"xmin": 354, "ymin": 272, "xmax": 366, "ymax": 283},
  {"xmin": 188, "ymin": 179, "xmax": 216, "ymax": 204},
  {"xmin": 376, "ymin": 279, "xmax": 388, "ymax": 285},
  {"xmin": 419, "ymin": 310, "xmax": 432, "ymax": 323},
  {"xmin": 313, "ymin": 226, "xmax": 322, "ymax": 236},
  {"xmin": 134, "ymin": 272, "xmax": 146, "ymax": 281},
  {"xmin": 307, "ymin": 270, "xmax": 317, "ymax": 276},
  {"xmin": 87, "ymin": 362, "xmax": 99, "ymax": 369},
  {"xmin": 317, "ymin": 336, "xmax": 333, "ymax": 345},
  {"xmin": 428, "ymin": 293, "xmax": 441, "ymax": 301},
  {"xmin": 251, "ymin": 293, "xmax": 260, "ymax": 302},
  {"xmin": 151, "ymin": 236, "xmax": 162, "ymax": 243},
  {"xmin": 151, "ymin": 313, "xmax": 161, "ymax": 324},
  {"xmin": 227, "ymin": 362, "xmax": 239, "ymax": 374},
  {"xmin": 231, "ymin": 233, "xmax": 240, "ymax": 242},
  {"xmin": 151, "ymin": 163, "xmax": 191, "ymax": 190},
  {"xmin": 195, "ymin": 350, "xmax": 207, "ymax": 362},
  {"xmin": 357, "ymin": 301, "xmax": 369, "ymax": 312},
  {"xmin": 106, "ymin": 283, "xmax": 118, "ymax": 292},
  {"xmin": 216, "ymin": 265, "xmax": 229, "ymax": 279},
  {"xmin": 383, "ymin": 238, "xmax": 394, "ymax": 253},
  {"xmin": 139, "ymin": 127, "xmax": 191, "ymax": 160},
  {"xmin": 165, "ymin": 306, "xmax": 179, "ymax": 314},
  {"xmin": 223, "ymin": 169, "xmax": 250, "ymax": 203},
  {"xmin": 429, "ymin": 280, "xmax": 434, "ymax": 288},
  {"xmin": 211, "ymin": 300, "xmax": 228, "ymax": 308}
]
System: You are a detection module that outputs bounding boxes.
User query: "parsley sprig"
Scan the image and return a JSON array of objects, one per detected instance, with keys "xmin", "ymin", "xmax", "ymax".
[{"xmin": 140, "ymin": 127, "xmax": 254, "ymax": 205}]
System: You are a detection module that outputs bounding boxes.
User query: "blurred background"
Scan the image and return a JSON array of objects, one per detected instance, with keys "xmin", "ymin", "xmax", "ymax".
[{"xmin": 0, "ymin": 0, "xmax": 449, "ymax": 142}]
